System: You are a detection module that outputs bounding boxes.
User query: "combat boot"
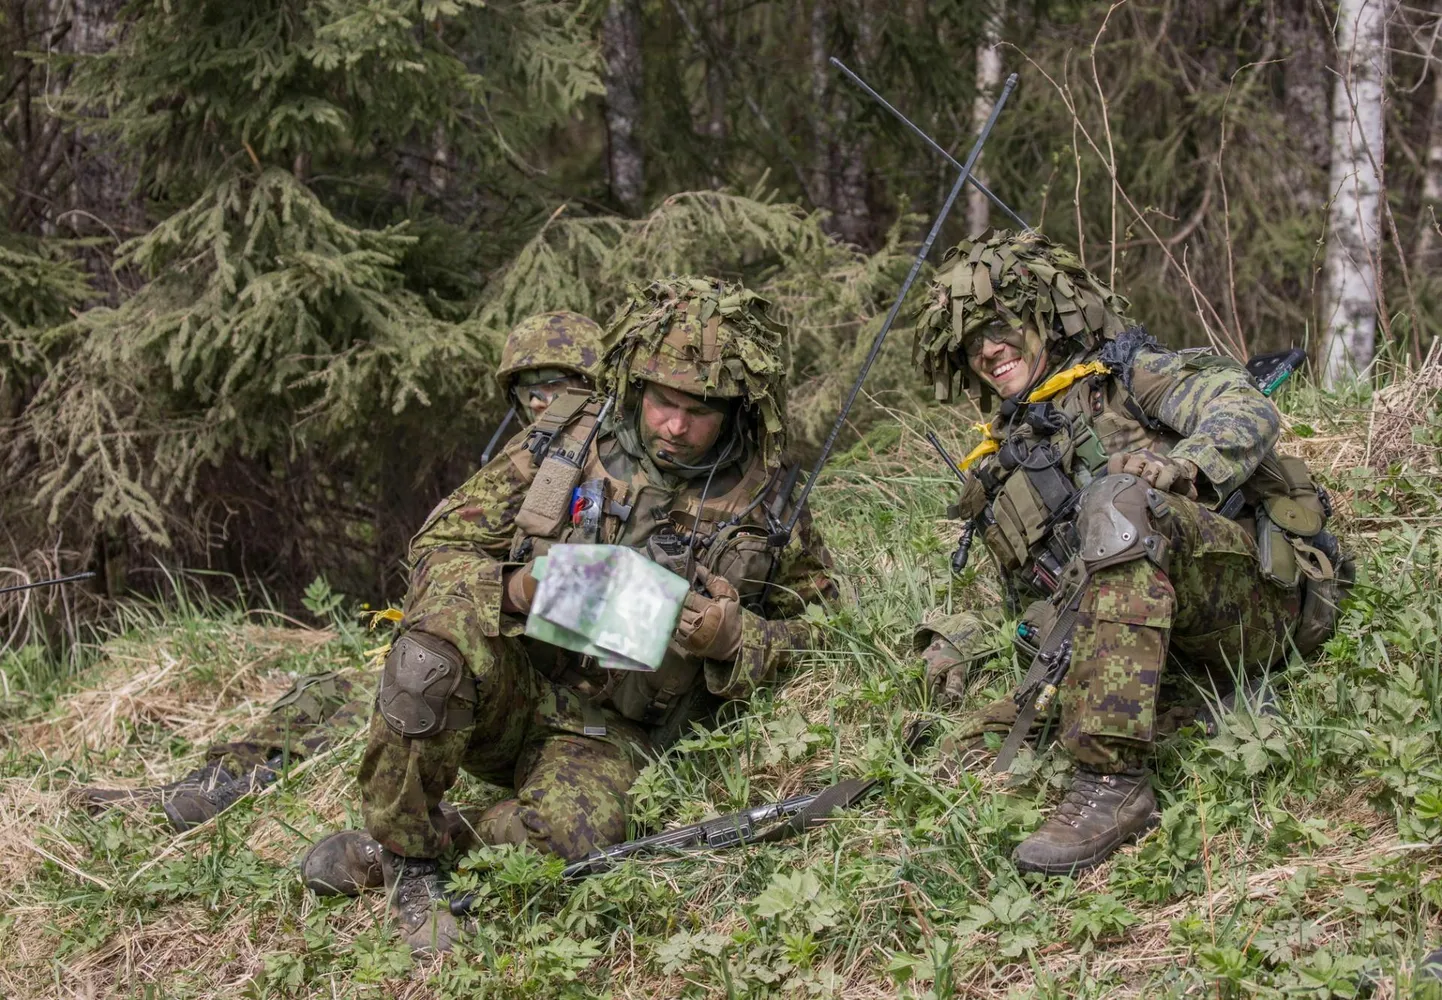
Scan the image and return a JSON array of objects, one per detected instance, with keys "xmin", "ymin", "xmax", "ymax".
[
  {"xmin": 300, "ymin": 803, "xmax": 480, "ymax": 898},
  {"xmin": 382, "ymin": 849, "xmax": 461, "ymax": 955},
  {"xmin": 161, "ymin": 760, "xmax": 282, "ymax": 832},
  {"xmin": 301, "ymin": 830, "xmax": 385, "ymax": 896},
  {"xmin": 1012, "ymin": 766, "xmax": 1158, "ymax": 876},
  {"xmin": 77, "ymin": 760, "xmax": 233, "ymax": 815}
]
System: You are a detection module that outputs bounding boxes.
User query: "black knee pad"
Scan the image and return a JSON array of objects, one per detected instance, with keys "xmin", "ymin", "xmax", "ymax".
[
  {"xmin": 1076, "ymin": 474, "xmax": 1170, "ymax": 574},
  {"xmin": 377, "ymin": 632, "xmax": 475, "ymax": 738}
]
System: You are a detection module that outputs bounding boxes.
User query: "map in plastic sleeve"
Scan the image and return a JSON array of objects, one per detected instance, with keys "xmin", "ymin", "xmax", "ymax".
[{"xmin": 526, "ymin": 544, "xmax": 690, "ymax": 672}]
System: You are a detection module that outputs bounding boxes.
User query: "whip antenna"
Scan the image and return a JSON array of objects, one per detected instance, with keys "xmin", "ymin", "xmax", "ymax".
[{"xmin": 781, "ymin": 71, "xmax": 1020, "ymax": 541}]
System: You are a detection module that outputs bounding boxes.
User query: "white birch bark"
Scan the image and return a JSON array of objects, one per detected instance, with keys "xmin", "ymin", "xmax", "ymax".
[
  {"xmin": 967, "ymin": 2, "xmax": 1003, "ymax": 236},
  {"xmin": 1415, "ymin": 66, "xmax": 1442, "ymax": 268},
  {"xmin": 1322, "ymin": 0, "xmax": 1394, "ymax": 386}
]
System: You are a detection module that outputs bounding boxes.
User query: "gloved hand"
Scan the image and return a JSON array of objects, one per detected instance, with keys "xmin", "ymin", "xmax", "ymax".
[
  {"xmin": 674, "ymin": 566, "xmax": 743, "ymax": 660},
  {"xmin": 1107, "ymin": 448, "xmax": 1198, "ymax": 497},
  {"xmin": 501, "ymin": 563, "xmax": 538, "ymax": 614},
  {"xmin": 922, "ymin": 636, "xmax": 972, "ymax": 706}
]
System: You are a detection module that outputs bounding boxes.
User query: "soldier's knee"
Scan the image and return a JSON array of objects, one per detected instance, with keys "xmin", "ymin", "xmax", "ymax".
[
  {"xmin": 376, "ymin": 631, "xmax": 478, "ymax": 739},
  {"xmin": 1076, "ymin": 474, "xmax": 1170, "ymax": 573}
]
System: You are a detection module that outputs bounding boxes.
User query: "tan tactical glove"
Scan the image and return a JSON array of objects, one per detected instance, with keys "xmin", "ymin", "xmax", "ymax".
[
  {"xmin": 1107, "ymin": 448, "xmax": 1198, "ymax": 498},
  {"xmin": 501, "ymin": 563, "xmax": 538, "ymax": 614},
  {"xmin": 674, "ymin": 566, "xmax": 743, "ymax": 661}
]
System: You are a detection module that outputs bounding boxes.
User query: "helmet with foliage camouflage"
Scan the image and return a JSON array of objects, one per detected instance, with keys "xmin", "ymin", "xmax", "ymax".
[
  {"xmin": 914, "ymin": 229, "xmax": 1133, "ymax": 406},
  {"xmin": 496, "ymin": 311, "xmax": 604, "ymax": 396},
  {"xmin": 601, "ymin": 277, "xmax": 791, "ymax": 462}
]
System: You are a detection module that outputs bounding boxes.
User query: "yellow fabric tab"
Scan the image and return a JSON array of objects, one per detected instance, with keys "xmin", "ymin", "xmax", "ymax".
[
  {"xmin": 366, "ymin": 607, "xmax": 404, "ymax": 629},
  {"xmin": 1026, "ymin": 360, "xmax": 1110, "ymax": 402},
  {"xmin": 959, "ymin": 422, "xmax": 1001, "ymax": 471}
]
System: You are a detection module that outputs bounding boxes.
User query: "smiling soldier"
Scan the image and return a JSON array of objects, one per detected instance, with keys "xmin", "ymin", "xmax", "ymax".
[{"xmin": 913, "ymin": 230, "xmax": 1351, "ymax": 877}]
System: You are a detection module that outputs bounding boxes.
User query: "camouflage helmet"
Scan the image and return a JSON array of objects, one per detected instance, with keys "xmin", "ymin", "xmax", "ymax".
[
  {"xmin": 601, "ymin": 277, "xmax": 791, "ymax": 461},
  {"xmin": 496, "ymin": 311, "xmax": 604, "ymax": 395},
  {"xmin": 914, "ymin": 229, "xmax": 1132, "ymax": 406}
]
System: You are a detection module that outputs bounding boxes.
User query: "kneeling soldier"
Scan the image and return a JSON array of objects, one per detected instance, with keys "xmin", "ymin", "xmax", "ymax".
[
  {"xmin": 915, "ymin": 231, "xmax": 1350, "ymax": 876},
  {"xmin": 303, "ymin": 278, "xmax": 835, "ymax": 952}
]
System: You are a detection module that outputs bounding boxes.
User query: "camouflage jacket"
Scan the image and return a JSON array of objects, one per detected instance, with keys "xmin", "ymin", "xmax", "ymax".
[
  {"xmin": 959, "ymin": 333, "xmax": 1282, "ymax": 599},
  {"xmin": 400, "ymin": 389, "xmax": 836, "ymax": 724}
]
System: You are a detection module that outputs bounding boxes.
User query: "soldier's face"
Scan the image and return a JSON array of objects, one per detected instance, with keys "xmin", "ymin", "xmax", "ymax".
[
  {"xmin": 966, "ymin": 323, "xmax": 1046, "ymax": 399},
  {"xmin": 514, "ymin": 375, "xmax": 589, "ymax": 422},
  {"xmin": 640, "ymin": 382, "xmax": 727, "ymax": 467}
]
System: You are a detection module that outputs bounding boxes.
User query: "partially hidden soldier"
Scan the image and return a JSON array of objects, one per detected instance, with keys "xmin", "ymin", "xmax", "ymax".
[
  {"xmin": 300, "ymin": 277, "xmax": 836, "ymax": 954},
  {"xmin": 76, "ymin": 311, "xmax": 606, "ymax": 831},
  {"xmin": 914, "ymin": 230, "xmax": 1352, "ymax": 876}
]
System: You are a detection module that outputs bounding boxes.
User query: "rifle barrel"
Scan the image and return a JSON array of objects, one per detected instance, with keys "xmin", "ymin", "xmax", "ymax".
[
  {"xmin": 0, "ymin": 571, "xmax": 96, "ymax": 597},
  {"xmin": 830, "ymin": 58, "xmax": 1031, "ymax": 233},
  {"xmin": 784, "ymin": 72, "xmax": 1020, "ymax": 540}
]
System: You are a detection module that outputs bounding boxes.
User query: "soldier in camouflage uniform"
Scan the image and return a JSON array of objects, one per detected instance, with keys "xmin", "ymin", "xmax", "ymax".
[
  {"xmin": 77, "ymin": 311, "xmax": 606, "ymax": 831},
  {"xmin": 301, "ymin": 278, "xmax": 835, "ymax": 953},
  {"xmin": 914, "ymin": 231, "xmax": 1350, "ymax": 876}
]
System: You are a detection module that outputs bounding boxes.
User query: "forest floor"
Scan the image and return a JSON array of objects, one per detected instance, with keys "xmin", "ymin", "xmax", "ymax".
[{"xmin": 3, "ymin": 371, "xmax": 1442, "ymax": 1000}]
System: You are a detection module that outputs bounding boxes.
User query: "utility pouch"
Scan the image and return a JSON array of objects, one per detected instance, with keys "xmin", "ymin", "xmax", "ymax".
[
  {"xmin": 1294, "ymin": 549, "xmax": 1355, "ymax": 656},
  {"xmin": 1256, "ymin": 511, "xmax": 1300, "ymax": 590},
  {"xmin": 515, "ymin": 453, "xmax": 583, "ymax": 537},
  {"xmin": 1245, "ymin": 455, "xmax": 1327, "ymax": 537}
]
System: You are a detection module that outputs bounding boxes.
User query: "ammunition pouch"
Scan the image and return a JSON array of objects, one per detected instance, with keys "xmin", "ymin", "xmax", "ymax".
[
  {"xmin": 1294, "ymin": 537, "xmax": 1354, "ymax": 656},
  {"xmin": 377, "ymin": 632, "xmax": 476, "ymax": 739},
  {"xmin": 515, "ymin": 452, "xmax": 583, "ymax": 537}
]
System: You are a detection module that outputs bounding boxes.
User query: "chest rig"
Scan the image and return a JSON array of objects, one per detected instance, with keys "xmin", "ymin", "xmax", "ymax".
[{"xmin": 505, "ymin": 388, "xmax": 798, "ymax": 728}]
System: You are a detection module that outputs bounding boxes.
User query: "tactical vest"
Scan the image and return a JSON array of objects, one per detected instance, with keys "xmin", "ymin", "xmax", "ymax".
[
  {"xmin": 964, "ymin": 343, "xmax": 1346, "ymax": 653},
  {"xmin": 502, "ymin": 388, "xmax": 796, "ymax": 731}
]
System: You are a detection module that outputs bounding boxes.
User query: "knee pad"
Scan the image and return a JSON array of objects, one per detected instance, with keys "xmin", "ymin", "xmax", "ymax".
[
  {"xmin": 377, "ymin": 632, "xmax": 476, "ymax": 738},
  {"xmin": 1076, "ymin": 474, "xmax": 1170, "ymax": 574}
]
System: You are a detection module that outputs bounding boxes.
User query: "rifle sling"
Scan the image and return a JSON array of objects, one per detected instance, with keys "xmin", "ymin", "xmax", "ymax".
[{"xmin": 993, "ymin": 572, "xmax": 1086, "ymax": 774}]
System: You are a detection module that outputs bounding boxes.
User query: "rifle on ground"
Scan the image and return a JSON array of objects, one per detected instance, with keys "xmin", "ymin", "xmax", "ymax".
[
  {"xmin": 449, "ymin": 720, "xmax": 935, "ymax": 916},
  {"xmin": 0, "ymin": 571, "xmax": 96, "ymax": 597}
]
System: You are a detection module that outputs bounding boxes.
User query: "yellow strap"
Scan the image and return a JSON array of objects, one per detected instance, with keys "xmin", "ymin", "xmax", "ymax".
[
  {"xmin": 1026, "ymin": 360, "xmax": 1111, "ymax": 403},
  {"xmin": 959, "ymin": 422, "xmax": 1001, "ymax": 471}
]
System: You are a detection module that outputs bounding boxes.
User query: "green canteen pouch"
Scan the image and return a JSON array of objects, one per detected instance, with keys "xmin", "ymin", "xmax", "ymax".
[
  {"xmin": 1256, "ymin": 511, "xmax": 1300, "ymax": 590},
  {"xmin": 516, "ymin": 453, "xmax": 583, "ymax": 537},
  {"xmin": 1246, "ymin": 454, "xmax": 1327, "ymax": 538}
]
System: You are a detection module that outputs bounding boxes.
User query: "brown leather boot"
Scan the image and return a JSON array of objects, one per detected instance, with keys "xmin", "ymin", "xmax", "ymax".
[
  {"xmin": 301, "ymin": 830, "xmax": 385, "ymax": 896},
  {"xmin": 381, "ymin": 849, "xmax": 461, "ymax": 955},
  {"xmin": 76, "ymin": 761, "xmax": 232, "ymax": 815},
  {"xmin": 1012, "ymin": 766, "xmax": 1158, "ymax": 876},
  {"xmin": 161, "ymin": 759, "xmax": 281, "ymax": 831}
]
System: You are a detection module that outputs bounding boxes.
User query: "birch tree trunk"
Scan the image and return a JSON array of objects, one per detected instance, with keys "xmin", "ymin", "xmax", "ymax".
[
  {"xmin": 967, "ymin": 2, "xmax": 1002, "ymax": 236},
  {"xmin": 1415, "ymin": 64, "xmax": 1442, "ymax": 268},
  {"xmin": 602, "ymin": 0, "xmax": 645, "ymax": 216},
  {"xmin": 808, "ymin": 0, "xmax": 873, "ymax": 248},
  {"xmin": 1322, "ymin": 0, "xmax": 1393, "ymax": 386}
]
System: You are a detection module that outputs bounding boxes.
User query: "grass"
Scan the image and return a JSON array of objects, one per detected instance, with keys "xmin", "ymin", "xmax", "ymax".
[{"xmin": 2, "ymin": 368, "xmax": 1441, "ymax": 999}]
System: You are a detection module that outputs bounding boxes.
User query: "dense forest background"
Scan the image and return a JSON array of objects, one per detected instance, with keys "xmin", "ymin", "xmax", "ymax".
[{"xmin": 2, "ymin": 0, "xmax": 1439, "ymax": 621}]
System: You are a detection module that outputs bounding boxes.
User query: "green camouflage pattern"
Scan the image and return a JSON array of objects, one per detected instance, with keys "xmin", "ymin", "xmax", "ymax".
[
  {"xmin": 945, "ymin": 491, "xmax": 1299, "ymax": 771},
  {"xmin": 360, "ymin": 631, "xmax": 648, "ymax": 859},
  {"xmin": 496, "ymin": 311, "xmax": 604, "ymax": 395},
  {"xmin": 915, "ymin": 229, "xmax": 1133, "ymax": 404},
  {"xmin": 206, "ymin": 671, "xmax": 370, "ymax": 771},
  {"xmin": 526, "ymin": 545, "xmax": 691, "ymax": 672},
  {"xmin": 601, "ymin": 277, "xmax": 790, "ymax": 465}
]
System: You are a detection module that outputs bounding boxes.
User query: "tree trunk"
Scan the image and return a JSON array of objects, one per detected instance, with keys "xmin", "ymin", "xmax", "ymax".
[
  {"xmin": 809, "ymin": 0, "xmax": 873, "ymax": 248},
  {"xmin": 1279, "ymin": 0, "xmax": 1331, "ymax": 213},
  {"xmin": 1415, "ymin": 66, "xmax": 1442, "ymax": 268},
  {"xmin": 1322, "ymin": 0, "xmax": 1392, "ymax": 386},
  {"xmin": 703, "ymin": 0, "xmax": 727, "ymax": 141},
  {"xmin": 967, "ymin": 1, "xmax": 1002, "ymax": 236},
  {"xmin": 602, "ymin": 0, "xmax": 645, "ymax": 216}
]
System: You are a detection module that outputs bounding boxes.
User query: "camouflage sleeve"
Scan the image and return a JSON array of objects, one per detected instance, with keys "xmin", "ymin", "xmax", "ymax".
[
  {"xmin": 1133, "ymin": 349, "xmax": 1282, "ymax": 497},
  {"xmin": 704, "ymin": 506, "xmax": 838, "ymax": 699},
  {"xmin": 400, "ymin": 447, "xmax": 532, "ymax": 664}
]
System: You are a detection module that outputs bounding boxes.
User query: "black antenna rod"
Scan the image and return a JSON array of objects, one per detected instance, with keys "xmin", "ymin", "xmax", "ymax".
[
  {"xmin": 783, "ymin": 72, "xmax": 1020, "ymax": 540},
  {"xmin": 830, "ymin": 57, "xmax": 1031, "ymax": 233},
  {"xmin": 0, "ymin": 571, "xmax": 96, "ymax": 597}
]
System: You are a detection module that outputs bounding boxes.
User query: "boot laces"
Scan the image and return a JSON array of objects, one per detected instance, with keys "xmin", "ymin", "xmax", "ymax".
[
  {"xmin": 395, "ymin": 859, "xmax": 442, "ymax": 915},
  {"xmin": 1052, "ymin": 770, "xmax": 1111, "ymax": 827}
]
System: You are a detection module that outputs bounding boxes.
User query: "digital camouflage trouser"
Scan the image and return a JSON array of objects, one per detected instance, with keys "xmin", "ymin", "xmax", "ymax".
[
  {"xmin": 954, "ymin": 492, "xmax": 1300, "ymax": 771},
  {"xmin": 204, "ymin": 672, "xmax": 370, "ymax": 772},
  {"xmin": 358, "ymin": 634, "xmax": 650, "ymax": 861}
]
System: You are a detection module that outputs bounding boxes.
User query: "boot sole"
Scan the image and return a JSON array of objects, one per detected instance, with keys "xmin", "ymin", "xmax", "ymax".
[{"xmin": 1012, "ymin": 811, "xmax": 1161, "ymax": 877}]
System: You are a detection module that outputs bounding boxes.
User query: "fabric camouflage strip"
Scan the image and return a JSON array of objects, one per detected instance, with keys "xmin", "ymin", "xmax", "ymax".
[
  {"xmin": 496, "ymin": 311, "xmax": 604, "ymax": 395},
  {"xmin": 600, "ymin": 277, "xmax": 791, "ymax": 465},
  {"xmin": 914, "ymin": 229, "xmax": 1135, "ymax": 403}
]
